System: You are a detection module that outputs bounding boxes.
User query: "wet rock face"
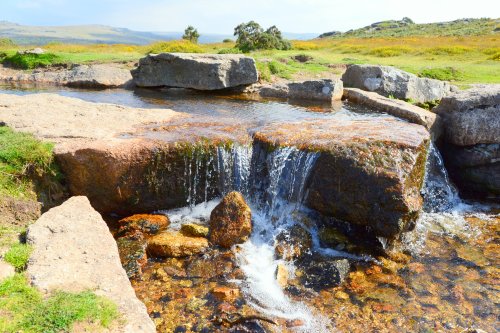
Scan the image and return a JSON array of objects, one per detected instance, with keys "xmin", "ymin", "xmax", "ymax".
[
  {"xmin": 274, "ymin": 225, "xmax": 313, "ymax": 260},
  {"xmin": 342, "ymin": 64, "xmax": 453, "ymax": 103},
  {"xmin": 435, "ymin": 85, "xmax": 500, "ymax": 200},
  {"xmin": 147, "ymin": 231, "xmax": 209, "ymax": 258},
  {"xmin": 117, "ymin": 214, "xmax": 170, "ymax": 237},
  {"xmin": 117, "ymin": 232, "xmax": 148, "ymax": 279},
  {"xmin": 132, "ymin": 53, "xmax": 258, "ymax": 90},
  {"xmin": 298, "ymin": 255, "xmax": 351, "ymax": 291},
  {"xmin": 209, "ymin": 192, "xmax": 252, "ymax": 248},
  {"xmin": 254, "ymin": 118, "xmax": 430, "ymax": 239}
]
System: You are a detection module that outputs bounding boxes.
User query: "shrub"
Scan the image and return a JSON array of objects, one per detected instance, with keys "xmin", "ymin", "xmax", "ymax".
[
  {"xmin": 424, "ymin": 46, "xmax": 473, "ymax": 55},
  {"xmin": 418, "ymin": 67, "xmax": 465, "ymax": 81},
  {"xmin": 292, "ymin": 41, "xmax": 320, "ymax": 50},
  {"xmin": 146, "ymin": 40, "xmax": 203, "ymax": 54},
  {"xmin": 2, "ymin": 52, "xmax": 61, "ymax": 69},
  {"xmin": 488, "ymin": 52, "xmax": 500, "ymax": 61},
  {"xmin": 234, "ymin": 21, "xmax": 291, "ymax": 52},
  {"xmin": 222, "ymin": 38, "xmax": 233, "ymax": 43},
  {"xmin": 4, "ymin": 243, "xmax": 32, "ymax": 271},
  {"xmin": 368, "ymin": 46, "xmax": 413, "ymax": 57}
]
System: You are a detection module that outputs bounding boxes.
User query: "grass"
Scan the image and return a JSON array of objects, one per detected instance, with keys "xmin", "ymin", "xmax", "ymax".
[
  {"xmin": 2, "ymin": 53, "xmax": 61, "ymax": 69},
  {"xmin": 0, "ymin": 126, "xmax": 58, "ymax": 199},
  {"xmin": 0, "ymin": 33, "xmax": 499, "ymax": 85},
  {"xmin": 3, "ymin": 243, "xmax": 32, "ymax": 271},
  {"xmin": 418, "ymin": 67, "xmax": 465, "ymax": 81},
  {"xmin": 0, "ymin": 274, "xmax": 118, "ymax": 333}
]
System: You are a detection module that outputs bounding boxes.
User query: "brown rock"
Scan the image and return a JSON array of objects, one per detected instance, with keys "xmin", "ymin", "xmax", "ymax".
[
  {"xmin": 254, "ymin": 118, "xmax": 430, "ymax": 239},
  {"xmin": 117, "ymin": 214, "xmax": 170, "ymax": 237},
  {"xmin": 209, "ymin": 192, "xmax": 252, "ymax": 248},
  {"xmin": 212, "ymin": 286, "xmax": 240, "ymax": 302},
  {"xmin": 147, "ymin": 231, "xmax": 209, "ymax": 258},
  {"xmin": 275, "ymin": 225, "xmax": 312, "ymax": 260},
  {"xmin": 180, "ymin": 223, "xmax": 209, "ymax": 237}
]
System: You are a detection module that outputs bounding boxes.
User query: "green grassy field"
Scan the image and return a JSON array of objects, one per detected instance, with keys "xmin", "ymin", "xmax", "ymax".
[{"xmin": 1, "ymin": 32, "xmax": 499, "ymax": 86}]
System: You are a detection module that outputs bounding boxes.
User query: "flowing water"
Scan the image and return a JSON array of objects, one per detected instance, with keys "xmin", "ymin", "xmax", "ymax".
[{"xmin": 3, "ymin": 84, "xmax": 498, "ymax": 332}]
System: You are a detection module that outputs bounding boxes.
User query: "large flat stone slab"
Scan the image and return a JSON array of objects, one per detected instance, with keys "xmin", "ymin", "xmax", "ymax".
[
  {"xmin": 254, "ymin": 117, "xmax": 430, "ymax": 239},
  {"xmin": 26, "ymin": 196, "xmax": 155, "ymax": 333},
  {"xmin": 343, "ymin": 88, "xmax": 440, "ymax": 135},
  {"xmin": 0, "ymin": 64, "xmax": 133, "ymax": 88},
  {"xmin": 132, "ymin": 53, "xmax": 258, "ymax": 90}
]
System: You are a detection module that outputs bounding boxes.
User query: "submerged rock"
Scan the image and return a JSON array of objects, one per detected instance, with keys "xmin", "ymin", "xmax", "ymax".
[
  {"xmin": 435, "ymin": 85, "xmax": 500, "ymax": 199},
  {"xmin": 132, "ymin": 53, "xmax": 258, "ymax": 90},
  {"xmin": 342, "ymin": 64, "xmax": 453, "ymax": 103},
  {"xmin": 117, "ymin": 213, "xmax": 170, "ymax": 237},
  {"xmin": 298, "ymin": 255, "xmax": 351, "ymax": 291},
  {"xmin": 274, "ymin": 224, "xmax": 313, "ymax": 260},
  {"xmin": 26, "ymin": 196, "xmax": 155, "ymax": 333},
  {"xmin": 117, "ymin": 232, "xmax": 148, "ymax": 279},
  {"xmin": 147, "ymin": 231, "xmax": 209, "ymax": 258},
  {"xmin": 209, "ymin": 192, "xmax": 252, "ymax": 248}
]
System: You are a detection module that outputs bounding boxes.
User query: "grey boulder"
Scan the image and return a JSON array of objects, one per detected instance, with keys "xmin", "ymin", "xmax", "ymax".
[
  {"xmin": 132, "ymin": 53, "xmax": 258, "ymax": 90},
  {"xmin": 342, "ymin": 64, "xmax": 453, "ymax": 103},
  {"xmin": 259, "ymin": 79, "xmax": 343, "ymax": 102},
  {"xmin": 434, "ymin": 84, "xmax": 500, "ymax": 146},
  {"xmin": 26, "ymin": 196, "xmax": 155, "ymax": 333},
  {"xmin": 434, "ymin": 85, "xmax": 500, "ymax": 200}
]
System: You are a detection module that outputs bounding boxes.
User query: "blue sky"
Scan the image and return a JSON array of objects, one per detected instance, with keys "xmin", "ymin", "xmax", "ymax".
[{"xmin": 2, "ymin": 0, "xmax": 499, "ymax": 33}]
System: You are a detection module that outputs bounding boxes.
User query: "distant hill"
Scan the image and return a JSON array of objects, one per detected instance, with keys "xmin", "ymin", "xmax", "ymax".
[
  {"xmin": 318, "ymin": 17, "xmax": 500, "ymax": 38},
  {"xmin": 0, "ymin": 21, "xmax": 316, "ymax": 45}
]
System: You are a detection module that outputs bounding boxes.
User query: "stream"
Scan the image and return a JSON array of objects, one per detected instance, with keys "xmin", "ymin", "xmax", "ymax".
[{"xmin": 2, "ymin": 84, "xmax": 498, "ymax": 332}]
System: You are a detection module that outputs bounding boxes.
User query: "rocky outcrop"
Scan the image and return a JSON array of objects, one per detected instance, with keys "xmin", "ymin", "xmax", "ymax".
[
  {"xmin": 147, "ymin": 231, "xmax": 209, "ymax": 257},
  {"xmin": 209, "ymin": 191, "xmax": 252, "ymax": 248},
  {"xmin": 259, "ymin": 79, "xmax": 343, "ymax": 102},
  {"xmin": 342, "ymin": 64, "xmax": 453, "ymax": 103},
  {"xmin": 434, "ymin": 85, "xmax": 500, "ymax": 199},
  {"xmin": 131, "ymin": 53, "xmax": 258, "ymax": 90},
  {"xmin": 2, "ymin": 93, "xmax": 429, "ymax": 239},
  {"xmin": 26, "ymin": 196, "xmax": 155, "ymax": 333},
  {"xmin": 254, "ymin": 118, "xmax": 430, "ymax": 239},
  {"xmin": 0, "ymin": 64, "xmax": 133, "ymax": 88},
  {"xmin": 343, "ymin": 88, "xmax": 440, "ymax": 135}
]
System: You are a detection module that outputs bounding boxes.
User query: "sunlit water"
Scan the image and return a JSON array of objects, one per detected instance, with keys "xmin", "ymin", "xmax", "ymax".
[{"xmin": 4, "ymin": 84, "xmax": 498, "ymax": 331}]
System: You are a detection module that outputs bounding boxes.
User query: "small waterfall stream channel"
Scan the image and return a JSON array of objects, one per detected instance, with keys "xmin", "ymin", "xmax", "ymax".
[{"xmin": 2, "ymin": 84, "xmax": 498, "ymax": 332}]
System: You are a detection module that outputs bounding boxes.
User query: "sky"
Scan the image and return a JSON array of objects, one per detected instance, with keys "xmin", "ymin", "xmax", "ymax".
[{"xmin": 2, "ymin": 0, "xmax": 499, "ymax": 34}]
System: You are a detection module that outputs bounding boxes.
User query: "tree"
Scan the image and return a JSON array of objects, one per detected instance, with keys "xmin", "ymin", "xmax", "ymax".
[
  {"xmin": 234, "ymin": 21, "xmax": 291, "ymax": 52},
  {"xmin": 182, "ymin": 26, "xmax": 200, "ymax": 43},
  {"xmin": 234, "ymin": 21, "xmax": 263, "ymax": 52}
]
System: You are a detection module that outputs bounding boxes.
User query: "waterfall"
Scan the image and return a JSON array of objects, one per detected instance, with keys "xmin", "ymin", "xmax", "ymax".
[{"xmin": 421, "ymin": 143, "xmax": 461, "ymax": 213}]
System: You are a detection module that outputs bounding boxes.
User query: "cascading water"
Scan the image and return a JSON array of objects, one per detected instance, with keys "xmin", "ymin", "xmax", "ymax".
[
  {"xmin": 168, "ymin": 143, "xmax": 334, "ymax": 331},
  {"xmin": 404, "ymin": 142, "xmax": 497, "ymax": 252}
]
